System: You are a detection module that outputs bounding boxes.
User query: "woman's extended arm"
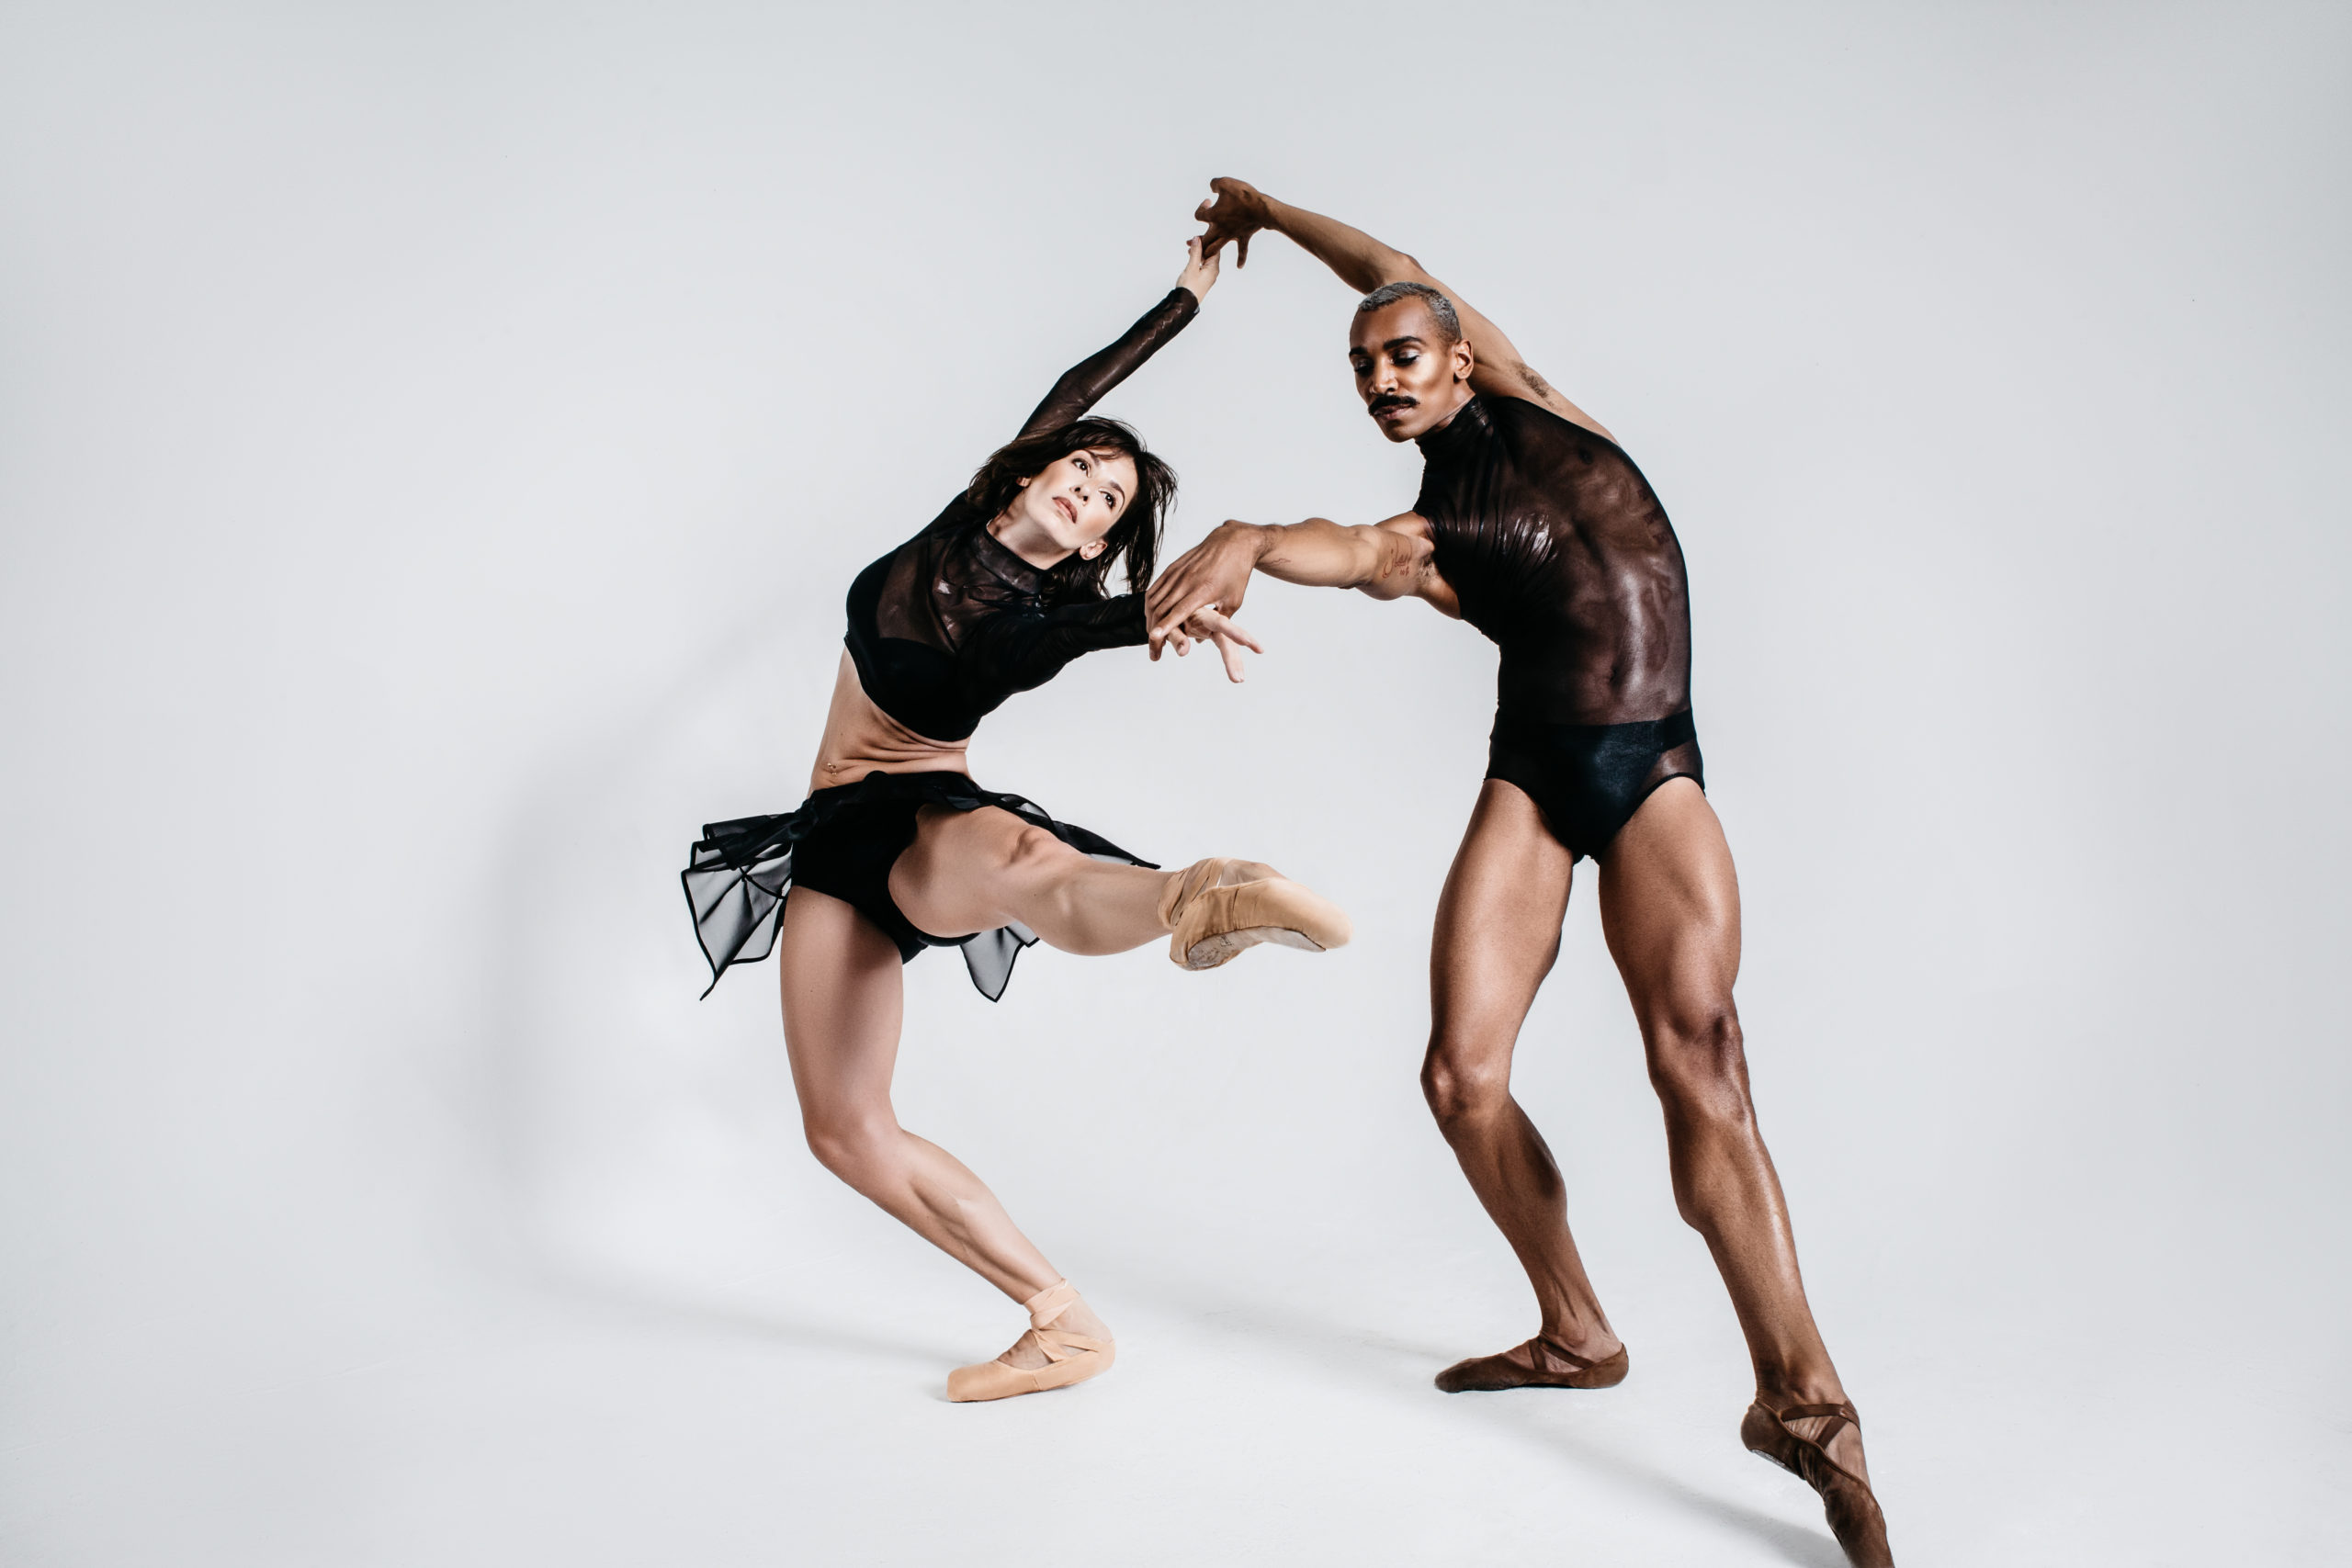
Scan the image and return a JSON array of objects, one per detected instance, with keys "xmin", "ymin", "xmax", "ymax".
[{"xmin": 1014, "ymin": 239, "xmax": 1221, "ymax": 439}]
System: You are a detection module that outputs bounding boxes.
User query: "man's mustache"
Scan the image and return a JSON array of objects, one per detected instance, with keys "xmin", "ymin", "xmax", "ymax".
[{"xmin": 1368, "ymin": 393, "xmax": 1419, "ymax": 416}]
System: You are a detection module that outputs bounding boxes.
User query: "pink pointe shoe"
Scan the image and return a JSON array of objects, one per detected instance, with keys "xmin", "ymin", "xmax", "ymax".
[
  {"xmin": 944, "ymin": 1279, "xmax": 1114, "ymax": 1403},
  {"xmin": 1158, "ymin": 858, "xmax": 1352, "ymax": 971}
]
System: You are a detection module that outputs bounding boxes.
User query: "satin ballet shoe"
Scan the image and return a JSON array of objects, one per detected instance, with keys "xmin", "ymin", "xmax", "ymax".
[
  {"xmin": 1740, "ymin": 1397, "xmax": 1895, "ymax": 1567},
  {"xmin": 1157, "ymin": 858, "xmax": 1352, "ymax": 971},
  {"xmin": 945, "ymin": 1279, "xmax": 1114, "ymax": 1404},
  {"xmin": 1434, "ymin": 1334, "xmax": 1629, "ymax": 1392}
]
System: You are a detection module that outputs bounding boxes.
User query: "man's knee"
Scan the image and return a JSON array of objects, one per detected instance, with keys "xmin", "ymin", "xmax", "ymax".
[
  {"xmin": 1421, "ymin": 1042, "xmax": 1512, "ymax": 1129},
  {"xmin": 803, "ymin": 1112, "xmax": 897, "ymax": 1191},
  {"xmin": 1644, "ymin": 1005, "xmax": 1753, "ymax": 1125}
]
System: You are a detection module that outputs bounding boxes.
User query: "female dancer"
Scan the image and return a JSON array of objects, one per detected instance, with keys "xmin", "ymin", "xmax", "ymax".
[{"xmin": 683, "ymin": 239, "xmax": 1349, "ymax": 1403}]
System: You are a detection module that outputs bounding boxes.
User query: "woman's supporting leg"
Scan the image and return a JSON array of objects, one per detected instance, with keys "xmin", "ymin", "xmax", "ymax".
[
  {"xmin": 889, "ymin": 804, "xmax": 1280, "ymax": 954},
  {"xmin": 778, "ymin": 886, "xmax": 1110, "ymax": 1368}
]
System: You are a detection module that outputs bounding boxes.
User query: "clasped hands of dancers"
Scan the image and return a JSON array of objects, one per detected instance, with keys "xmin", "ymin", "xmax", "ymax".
[{"xmin": 682, "ymin": 178, "xmax": 1894, "ymax": 1564}]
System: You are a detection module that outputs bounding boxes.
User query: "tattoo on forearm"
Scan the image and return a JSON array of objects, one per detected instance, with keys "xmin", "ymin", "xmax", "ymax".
[{"xmin": 1513, "ymin": 360, "xmax": 1558, "ymax": 400}]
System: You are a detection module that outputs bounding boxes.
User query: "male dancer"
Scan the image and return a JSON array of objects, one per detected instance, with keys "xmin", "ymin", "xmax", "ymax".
[{"xmin": 1148, "ymin": 179, "xmax": 1893, "ymax": 1566}]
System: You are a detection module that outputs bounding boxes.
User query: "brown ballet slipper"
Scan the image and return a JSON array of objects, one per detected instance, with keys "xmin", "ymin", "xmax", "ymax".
[
  {"xmin": 1740, "ymin": 1397, "xmax": 1894, "ymax": 1567},
  {"xmin": 944, "ymin": 1279, "xmax": 1114, "ymax": 1404},
  {"xmin": 1434, "ymin": 1333, "xmax": 1629, "ymax": 1393},
  {"xmin": 1157, "ymin": 858, "xmax": 1352, "ymax": 971}
]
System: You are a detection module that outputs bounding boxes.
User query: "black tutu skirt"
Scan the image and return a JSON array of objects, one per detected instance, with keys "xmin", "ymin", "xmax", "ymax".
[{"xmin": 683, "ymin": 770, "xmax": 1153, "ymax": 1002}]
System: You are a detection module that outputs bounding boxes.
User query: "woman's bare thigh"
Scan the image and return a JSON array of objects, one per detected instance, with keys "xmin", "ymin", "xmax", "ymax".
[
  {"xmin": 776, "ymin": 886, "xmax": 908, "ymax": 1128},
  {"xmin": 887, "ymin": 804, "xmax": 1070, "ymax": 939}
]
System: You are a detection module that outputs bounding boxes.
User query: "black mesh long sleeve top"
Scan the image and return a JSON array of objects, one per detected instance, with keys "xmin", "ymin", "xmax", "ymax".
[{"xmin": 842, "ymin": 286, "xmax": 1199, "ymax": 742}]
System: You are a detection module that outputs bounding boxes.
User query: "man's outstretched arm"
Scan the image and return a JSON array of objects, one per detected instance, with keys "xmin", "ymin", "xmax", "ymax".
[
  {"xmin": 1194, "ymin": 177, "xmax": 1612, "ymax": 440},
  {"xmin": 1147, "ymin": 515, "xmax": 1454, "ymax": 657}
]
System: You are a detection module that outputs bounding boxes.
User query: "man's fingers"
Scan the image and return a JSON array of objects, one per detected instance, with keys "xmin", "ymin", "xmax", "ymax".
[
  {"xmin": 1212, "ymin": 632, "xmax": 1248, "ymax": 683},
  {"xmin": 1148, "ymin": 588, "xmax": 1217, "ymax": 645},
  {"xmin": 1144, "ymin": 569, "xmax": 1192, "ymax": 623},
  {"xmin": 1236, "ymin": 233, "xmax": 1250, "ymax": 268}
]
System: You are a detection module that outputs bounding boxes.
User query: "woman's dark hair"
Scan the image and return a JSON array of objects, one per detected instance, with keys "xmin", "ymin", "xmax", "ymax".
[{"xmin": 965, "ymin": 416, "xmax": 1175, "ymax": 604}]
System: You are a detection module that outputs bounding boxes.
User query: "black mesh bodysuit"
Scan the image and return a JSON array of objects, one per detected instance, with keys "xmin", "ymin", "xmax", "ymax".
[
  {"xmin": 844, "ymin": 287, "xmax": 1199, "ymax": 742},
  {"xmin": 683, "ymin": 287, "xmax": 1200, "ymax": 998},
  {"xmin": 1412, "ymin": 394, "xmax": 1704, "ymax": 858}
]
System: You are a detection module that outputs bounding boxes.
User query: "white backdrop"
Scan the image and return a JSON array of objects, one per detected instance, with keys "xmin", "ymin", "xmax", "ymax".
[{"xmin": 3, "ymin": 5, "xmax": 2346, "ymax": 1564}]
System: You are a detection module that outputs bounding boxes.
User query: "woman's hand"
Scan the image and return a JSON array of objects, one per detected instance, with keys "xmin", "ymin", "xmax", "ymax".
[
  {"xmin": 1176, "ymin": 234, "xmax": 1221, "ymax": 301},
  {"xmin": 1160, "ymin": 605, "xmax": 1263, "ymax": 683},
  {"xmin": 1193, "ymin": 177, "xmax": 1279, "ymax": 266},
  {"xmin": 1148, "ymin": 522, "xmax": 1264, "ymax": 657}
]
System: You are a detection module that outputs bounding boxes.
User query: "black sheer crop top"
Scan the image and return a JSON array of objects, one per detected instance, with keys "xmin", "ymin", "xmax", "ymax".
[
  {"xmin": 842, "ymin": 287, "xmax": 1198, "ymax": 743},
  {"xmin": 1413, "ymin": 394, "xmax": 1693, "ymax": 728}
]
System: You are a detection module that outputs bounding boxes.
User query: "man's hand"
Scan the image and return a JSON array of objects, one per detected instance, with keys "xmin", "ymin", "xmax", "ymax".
[
  {"xmin": 1148, "ymin": 522, "xmax": 1266, "ymax": 657},
  {"xmin": 1193, "ymin": 177, "xmax": 1279, "ymax": 267},
  {"xmin": 1175, "ymin": 234, "xmax": 1221, "ymax": 301}
]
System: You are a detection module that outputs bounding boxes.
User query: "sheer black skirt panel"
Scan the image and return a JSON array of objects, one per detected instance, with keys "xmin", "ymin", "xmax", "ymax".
[
  {"xmin": 1486, "ymin": 710, "xmax": 1705, "ymax": 862},
  {"xmin": 682, "ymin": 770, "xmax": 1153, "ymax": 1002}
]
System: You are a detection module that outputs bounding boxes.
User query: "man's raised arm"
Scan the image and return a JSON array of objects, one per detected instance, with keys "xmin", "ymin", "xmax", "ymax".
[
  {"xmin": 1193, "ymin": 177, "xmax": 1611, "ymax": 440},
  {"xmin": 1147, "ymin": 515, "xmax": 1452, "ymax": 657}
]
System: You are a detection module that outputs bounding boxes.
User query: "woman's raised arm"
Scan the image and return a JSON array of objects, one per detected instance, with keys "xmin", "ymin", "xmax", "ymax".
[{"xmin": 1014, "ymin": 239, "xmax": 1219, "ymax": 439}]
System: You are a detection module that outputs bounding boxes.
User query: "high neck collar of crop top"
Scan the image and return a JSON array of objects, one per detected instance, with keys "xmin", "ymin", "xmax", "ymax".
[
  {"xmin": 965, "ymin": 517, "xmax": 1055, "ymax": 597},
  {"xmin": 1414, "ymin": 393, "xmax": 1492, "ymax": 463}
]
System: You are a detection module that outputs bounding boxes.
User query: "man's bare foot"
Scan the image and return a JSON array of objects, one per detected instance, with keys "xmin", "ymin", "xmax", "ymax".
[
  {"xmin": 995, "ymin": 1293, "xmax": 1113, "ymax": 1371},
  {"xmin": 1741, "ymin": 1395, "xmax": 1893, "ymax": 1566},
  {"xmin": 1434, "ymin": 1331, "xmax": 1628, "ymax": 1392}
]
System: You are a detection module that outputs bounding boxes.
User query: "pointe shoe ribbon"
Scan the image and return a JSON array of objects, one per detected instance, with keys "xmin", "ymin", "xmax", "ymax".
[
  {"xmin": 1158, "ymin": 858, "xmax": 1353, "ymax": 971},
  {"xmin": 945, "ymin": 1279, "xmax": 1115, "ymax": 1404}
]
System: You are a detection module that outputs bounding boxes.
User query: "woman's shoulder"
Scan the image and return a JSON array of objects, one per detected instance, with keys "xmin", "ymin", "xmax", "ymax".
[{"xmin": 923, "ymin": 492, "xmax": 983, "ymax": 537}]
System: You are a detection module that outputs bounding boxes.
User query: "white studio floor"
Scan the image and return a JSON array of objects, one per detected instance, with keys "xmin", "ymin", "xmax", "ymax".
[{"xmin": 10, "ymin": 1203, "xmax": 2345, "ymax": 1568}]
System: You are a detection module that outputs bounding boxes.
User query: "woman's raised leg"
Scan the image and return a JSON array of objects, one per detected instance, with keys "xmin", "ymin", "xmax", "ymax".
[
  {"xmin": 777, "ymin": 886, "xmax": 1111, "ymax": 1371},
  {"xmin": 889, "ymin": 804, "xmax": 1347, "ymax": 963}
]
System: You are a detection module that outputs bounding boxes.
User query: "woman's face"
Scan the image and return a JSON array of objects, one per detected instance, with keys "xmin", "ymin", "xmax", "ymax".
[{"xmin": 1011, "ymin": 446, "xmax": 1138, "ymax": 561}]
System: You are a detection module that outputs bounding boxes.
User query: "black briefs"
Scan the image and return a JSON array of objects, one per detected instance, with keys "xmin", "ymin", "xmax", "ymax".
[
  {"xmin": 1486, "ymin": 710, "xmax": 1705, "ymax": 862},
  {"xmin": 683, "ymin": 771, "xmax": 1151, "ymax": 1002}
]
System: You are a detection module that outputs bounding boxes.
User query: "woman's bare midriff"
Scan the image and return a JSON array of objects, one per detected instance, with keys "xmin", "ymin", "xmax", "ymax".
[{"xmin": 808, "ymin": 649, "xmax": 970, "ymax": 795}]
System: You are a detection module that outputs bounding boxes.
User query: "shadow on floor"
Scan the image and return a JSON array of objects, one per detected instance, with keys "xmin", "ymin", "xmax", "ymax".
[
  {"xmin": 1097, "ymin": 1262, "xmax": 1847, "ymax": 1568},
  {"xmin": 523, "ymin": 1254, "xmax": 977, "ymax": 1374}
]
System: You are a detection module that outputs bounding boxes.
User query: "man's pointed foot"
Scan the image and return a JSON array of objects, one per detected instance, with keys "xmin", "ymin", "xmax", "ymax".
[
  {"xmin": 1434, "ymin": 1334, "xmax": 1628, "ymax": 1393},
  {"xmin": 1741, "ymin": 1397, "xmax": 1894, "ymax": 1566}
]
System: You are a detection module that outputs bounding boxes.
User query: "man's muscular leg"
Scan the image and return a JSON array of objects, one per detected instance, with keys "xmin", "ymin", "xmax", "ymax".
[
  {"xmin": 1600, "ymin": 779, "xmax": 1887, "ymax": 1556},
  {"xmin": 1422, "ymin": 779, "xmax": 1627, "ymax": 1390}
]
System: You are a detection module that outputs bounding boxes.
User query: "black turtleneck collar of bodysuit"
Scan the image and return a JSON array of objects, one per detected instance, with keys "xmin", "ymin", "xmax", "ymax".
[
  {"xmin": 1411, "ymin": 391, "xmax": 1694, "ymax": 728},
  {"xmin": 842, "ymin": 288, "xmax": 1198, "ymax": 743}
]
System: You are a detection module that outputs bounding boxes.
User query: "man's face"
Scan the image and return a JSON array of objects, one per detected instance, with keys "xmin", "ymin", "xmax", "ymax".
[{"xmin": 1348, "ymin": 299, "xmax": 1475, "ymax": 442}]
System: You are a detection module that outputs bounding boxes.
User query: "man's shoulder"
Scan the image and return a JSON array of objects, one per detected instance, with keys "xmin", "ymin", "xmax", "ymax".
[{"xmin": 1484, "ymin": 390, "xmax": 1567, "ymax": 434}]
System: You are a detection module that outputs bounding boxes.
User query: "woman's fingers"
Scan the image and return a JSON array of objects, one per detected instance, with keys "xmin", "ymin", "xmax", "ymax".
[
  {"xmin": 1191, "ymin": 606, "xmax": 1263, "ymax": 654},
  {"xmin": 1211, "ymin": 630, "xmax": 1248, "ymax": 683}
]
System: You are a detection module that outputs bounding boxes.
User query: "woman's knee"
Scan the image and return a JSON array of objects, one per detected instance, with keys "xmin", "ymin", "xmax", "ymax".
[
  {"xmin": 983, "ymin": 823, "xmax": 1080, "ymax": 903},
  {"xmin": 1421, "ymin": 1041, "xmax": 1513, "ymax": 1128},
  {"xmin": 802, "ymin": 1111, "xmax": 900, "ymax": 1190}
]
